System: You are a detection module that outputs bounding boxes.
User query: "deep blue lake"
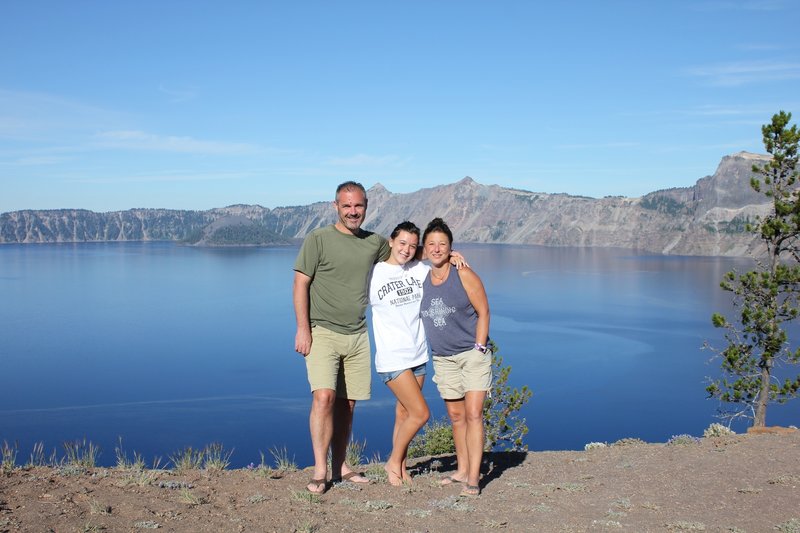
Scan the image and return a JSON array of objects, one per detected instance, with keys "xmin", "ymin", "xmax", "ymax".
[{"xmin": 1, "ymin": 242, "xmax": 796, "ymax": 468}]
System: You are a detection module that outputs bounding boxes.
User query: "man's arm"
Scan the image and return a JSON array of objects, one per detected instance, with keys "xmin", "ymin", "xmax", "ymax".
[{"xmin": 293, "ymin": 270, "xmax": 313, "ymax": 356}]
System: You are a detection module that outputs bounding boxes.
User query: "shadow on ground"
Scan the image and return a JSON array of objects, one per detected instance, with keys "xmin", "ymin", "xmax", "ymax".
[{"xmin": 409, "ymin": 450, "xmax": 527, "ymax": 488}]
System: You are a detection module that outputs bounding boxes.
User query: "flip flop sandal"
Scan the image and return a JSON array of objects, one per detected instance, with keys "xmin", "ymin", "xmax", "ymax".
[
  {"xmin": 331, "ymin": 471, "xmax": 371, "ymax": 484},
  {"xmin": 460, "ymin": 484, "xmax": 481, "ymax": 497},
  {"xmin": 439, "ymin": 475, "xmax": 465, "ymax": 486},
  {"xmin": 306, "ymin": 478, "xmax": 327, "ymax": 494}
]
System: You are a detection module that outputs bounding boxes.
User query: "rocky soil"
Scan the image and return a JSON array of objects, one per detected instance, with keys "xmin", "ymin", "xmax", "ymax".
[{"xmin": 1, "ymin": 430, "xmax": 799, "ymax": 532}]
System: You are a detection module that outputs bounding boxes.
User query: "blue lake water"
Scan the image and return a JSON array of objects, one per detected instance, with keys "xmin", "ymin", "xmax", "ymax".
[{"xmin": 1, "ymin": 242, "xmax": 796, "ymax": 468}]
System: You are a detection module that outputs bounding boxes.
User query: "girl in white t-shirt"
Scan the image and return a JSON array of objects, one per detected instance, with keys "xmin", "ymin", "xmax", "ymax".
[
  {"xmin": 369, "ymin": 221, "xmax": 466, "ymax": 485},
  {"xmin": 368, "ymin": 221, "xmax": 430, "ymax": 486}
]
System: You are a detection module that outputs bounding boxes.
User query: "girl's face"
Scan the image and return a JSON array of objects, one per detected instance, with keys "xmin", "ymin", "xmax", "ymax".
[
  {"xmin": 388, "ymin": 230, "xmax": 419, "ymax": 266},
  {"xmin": 424, "ymin": 230, "xmax": 451, "ymax": 267}
]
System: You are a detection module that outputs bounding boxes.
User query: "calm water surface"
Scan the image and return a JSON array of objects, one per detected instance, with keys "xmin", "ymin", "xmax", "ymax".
[{"xmin": 1, "ymin": 242, "xmax": 796, "ymax": 467}]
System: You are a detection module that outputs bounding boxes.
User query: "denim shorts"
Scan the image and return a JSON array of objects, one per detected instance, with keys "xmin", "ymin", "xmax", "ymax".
[{"xmin": 378, "ymin": 362, "xmax": 427, "ymax": 384}]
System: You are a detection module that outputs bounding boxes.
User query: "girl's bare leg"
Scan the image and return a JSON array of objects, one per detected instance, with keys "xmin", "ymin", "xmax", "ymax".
[{"xmin": 385, "ymin": 371, "xmax": 430, "ymax": 486}]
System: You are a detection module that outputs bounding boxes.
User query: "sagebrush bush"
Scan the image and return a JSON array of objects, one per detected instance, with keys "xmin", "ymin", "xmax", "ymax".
[
  {"xmin": 612, "ymin": 437, "xmax": 646, "ymax": 447},
  {"xmin": 703, "ymin": 423, "xmax": 736, "ymax": 438},
  {"xmin": 666, "ymin": 434, "xmax": 701, "ymax": 446}
]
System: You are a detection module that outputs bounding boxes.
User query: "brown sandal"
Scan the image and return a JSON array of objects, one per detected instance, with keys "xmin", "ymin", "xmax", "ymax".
[
  {"xmin": 306, "ymin": 478, "xmax": 327, "ymax": 494},
  {"xmin": 332, "ymin": 471, "xmax": 371, "ymax": 484},
  {"xmin": 460, "ymin": 484, "xmax": 481, "ymax": 496}
]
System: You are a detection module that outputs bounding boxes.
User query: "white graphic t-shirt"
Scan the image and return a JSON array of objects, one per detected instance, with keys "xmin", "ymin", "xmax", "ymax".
[{"xmin": 368, "ymin": 259, "xmax": 430, "ymax": 373}]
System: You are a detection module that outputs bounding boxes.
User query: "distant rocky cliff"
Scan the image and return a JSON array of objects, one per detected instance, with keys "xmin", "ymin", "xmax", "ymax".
[{"xmin": 0, "ymin": 152, "xmax": 773, "ymax": 256}]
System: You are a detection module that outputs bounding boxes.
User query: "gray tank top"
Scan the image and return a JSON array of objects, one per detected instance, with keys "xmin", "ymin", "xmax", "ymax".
[{"xmin": 420, "ymin": 268, "xmax": 480, "ymax": 356}]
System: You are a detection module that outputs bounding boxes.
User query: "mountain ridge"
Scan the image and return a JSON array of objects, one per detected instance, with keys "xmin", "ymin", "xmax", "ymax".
[{"xmin": 0, "ymin": 152, "xmax": 772, "ymax": 256}]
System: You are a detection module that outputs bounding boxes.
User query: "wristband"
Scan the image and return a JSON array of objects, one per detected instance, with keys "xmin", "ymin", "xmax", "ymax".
[{"xmin": 474, "ymin": 343, "xmax": 489, "ymax": 354}]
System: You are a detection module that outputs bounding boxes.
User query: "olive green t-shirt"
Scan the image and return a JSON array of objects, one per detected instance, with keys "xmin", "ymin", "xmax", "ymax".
[{"xmin": 294, "ymin": 225, "xmax": 390, "ymax": 334}]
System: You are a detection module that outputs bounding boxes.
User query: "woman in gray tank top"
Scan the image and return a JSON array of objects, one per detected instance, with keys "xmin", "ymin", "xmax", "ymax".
[{"xmin": 419, "ymin": 218, "xmax": 492, "ymax": 497}]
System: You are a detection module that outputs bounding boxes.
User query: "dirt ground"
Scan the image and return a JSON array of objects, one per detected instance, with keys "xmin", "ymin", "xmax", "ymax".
[{"xmin": 1, "ymin": 430, "xmax": 799, "ymax": 533}]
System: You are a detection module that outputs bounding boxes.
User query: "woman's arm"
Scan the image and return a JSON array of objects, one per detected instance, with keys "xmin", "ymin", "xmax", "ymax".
[{"xmin": 458, "ymin": 267, "xmax": 490, "ymax": 346}]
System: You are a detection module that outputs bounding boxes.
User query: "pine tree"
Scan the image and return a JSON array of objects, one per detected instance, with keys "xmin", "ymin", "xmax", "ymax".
[
  {"xmin": 483, "ymin": 340, "xmax": 533, "ymax": 451},
  {"xmin": 707, "ymin": 111, "xmax": 800, "ymax": 426}
]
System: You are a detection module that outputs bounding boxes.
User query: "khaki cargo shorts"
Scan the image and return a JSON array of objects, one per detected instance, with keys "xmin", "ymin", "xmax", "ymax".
[
  {"xmin": 432, "ymin": 347, "xmax": 493, "ymax": 400},
  {"xmin": 305, "ymin": 325, "xmax": 371, "ymax": 400}
]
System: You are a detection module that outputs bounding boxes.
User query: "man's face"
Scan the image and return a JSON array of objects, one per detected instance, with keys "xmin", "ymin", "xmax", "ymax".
[{"xmin": 334, "ymin": 189, "xmax": 367, "ymax": 233}]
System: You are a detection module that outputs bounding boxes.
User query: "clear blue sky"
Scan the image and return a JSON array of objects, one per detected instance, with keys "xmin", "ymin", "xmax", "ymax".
[{"xmin": 2, "ymin": 0, "xmax": 798, "ymax": 213}]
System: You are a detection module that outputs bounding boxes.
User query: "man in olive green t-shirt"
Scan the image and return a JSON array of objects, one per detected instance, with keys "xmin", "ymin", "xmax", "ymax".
[{"xmin": 293, "ymin": 181, "xmax": 389, "ymax": 494}]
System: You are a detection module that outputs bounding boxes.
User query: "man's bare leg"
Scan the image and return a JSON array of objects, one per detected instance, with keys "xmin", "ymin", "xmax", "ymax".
[
  {"xmin": 330, "ymin": 397, "xmax": 369, "ymax": 482},
  {"xmin": 308, "ymin": 388, "xmax": 336, "ymax": 492}
]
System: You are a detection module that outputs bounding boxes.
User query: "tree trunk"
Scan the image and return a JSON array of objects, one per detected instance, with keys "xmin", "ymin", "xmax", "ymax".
[{"xmin": 753, "ymin": 363, "xmax": 771, "ymax": 427}]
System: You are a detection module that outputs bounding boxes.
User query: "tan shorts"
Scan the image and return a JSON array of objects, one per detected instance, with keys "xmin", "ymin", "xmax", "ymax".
[
  {"xmin": 305, "ymin": 325, "xmax": 371, "ymax": 400},
  {"xmin": 432, "ymin": 348, "xmax": 493, "ymax": 400}
]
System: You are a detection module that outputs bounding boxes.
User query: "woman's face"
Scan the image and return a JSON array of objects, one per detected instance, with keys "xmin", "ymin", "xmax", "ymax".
[
  {"xmin": 388, "ymin": 230, "xmax": 419, "ymax": 265},
  {"xmin": 424, "ymin": 230, "xmax": 451, "ymax": 267}
]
